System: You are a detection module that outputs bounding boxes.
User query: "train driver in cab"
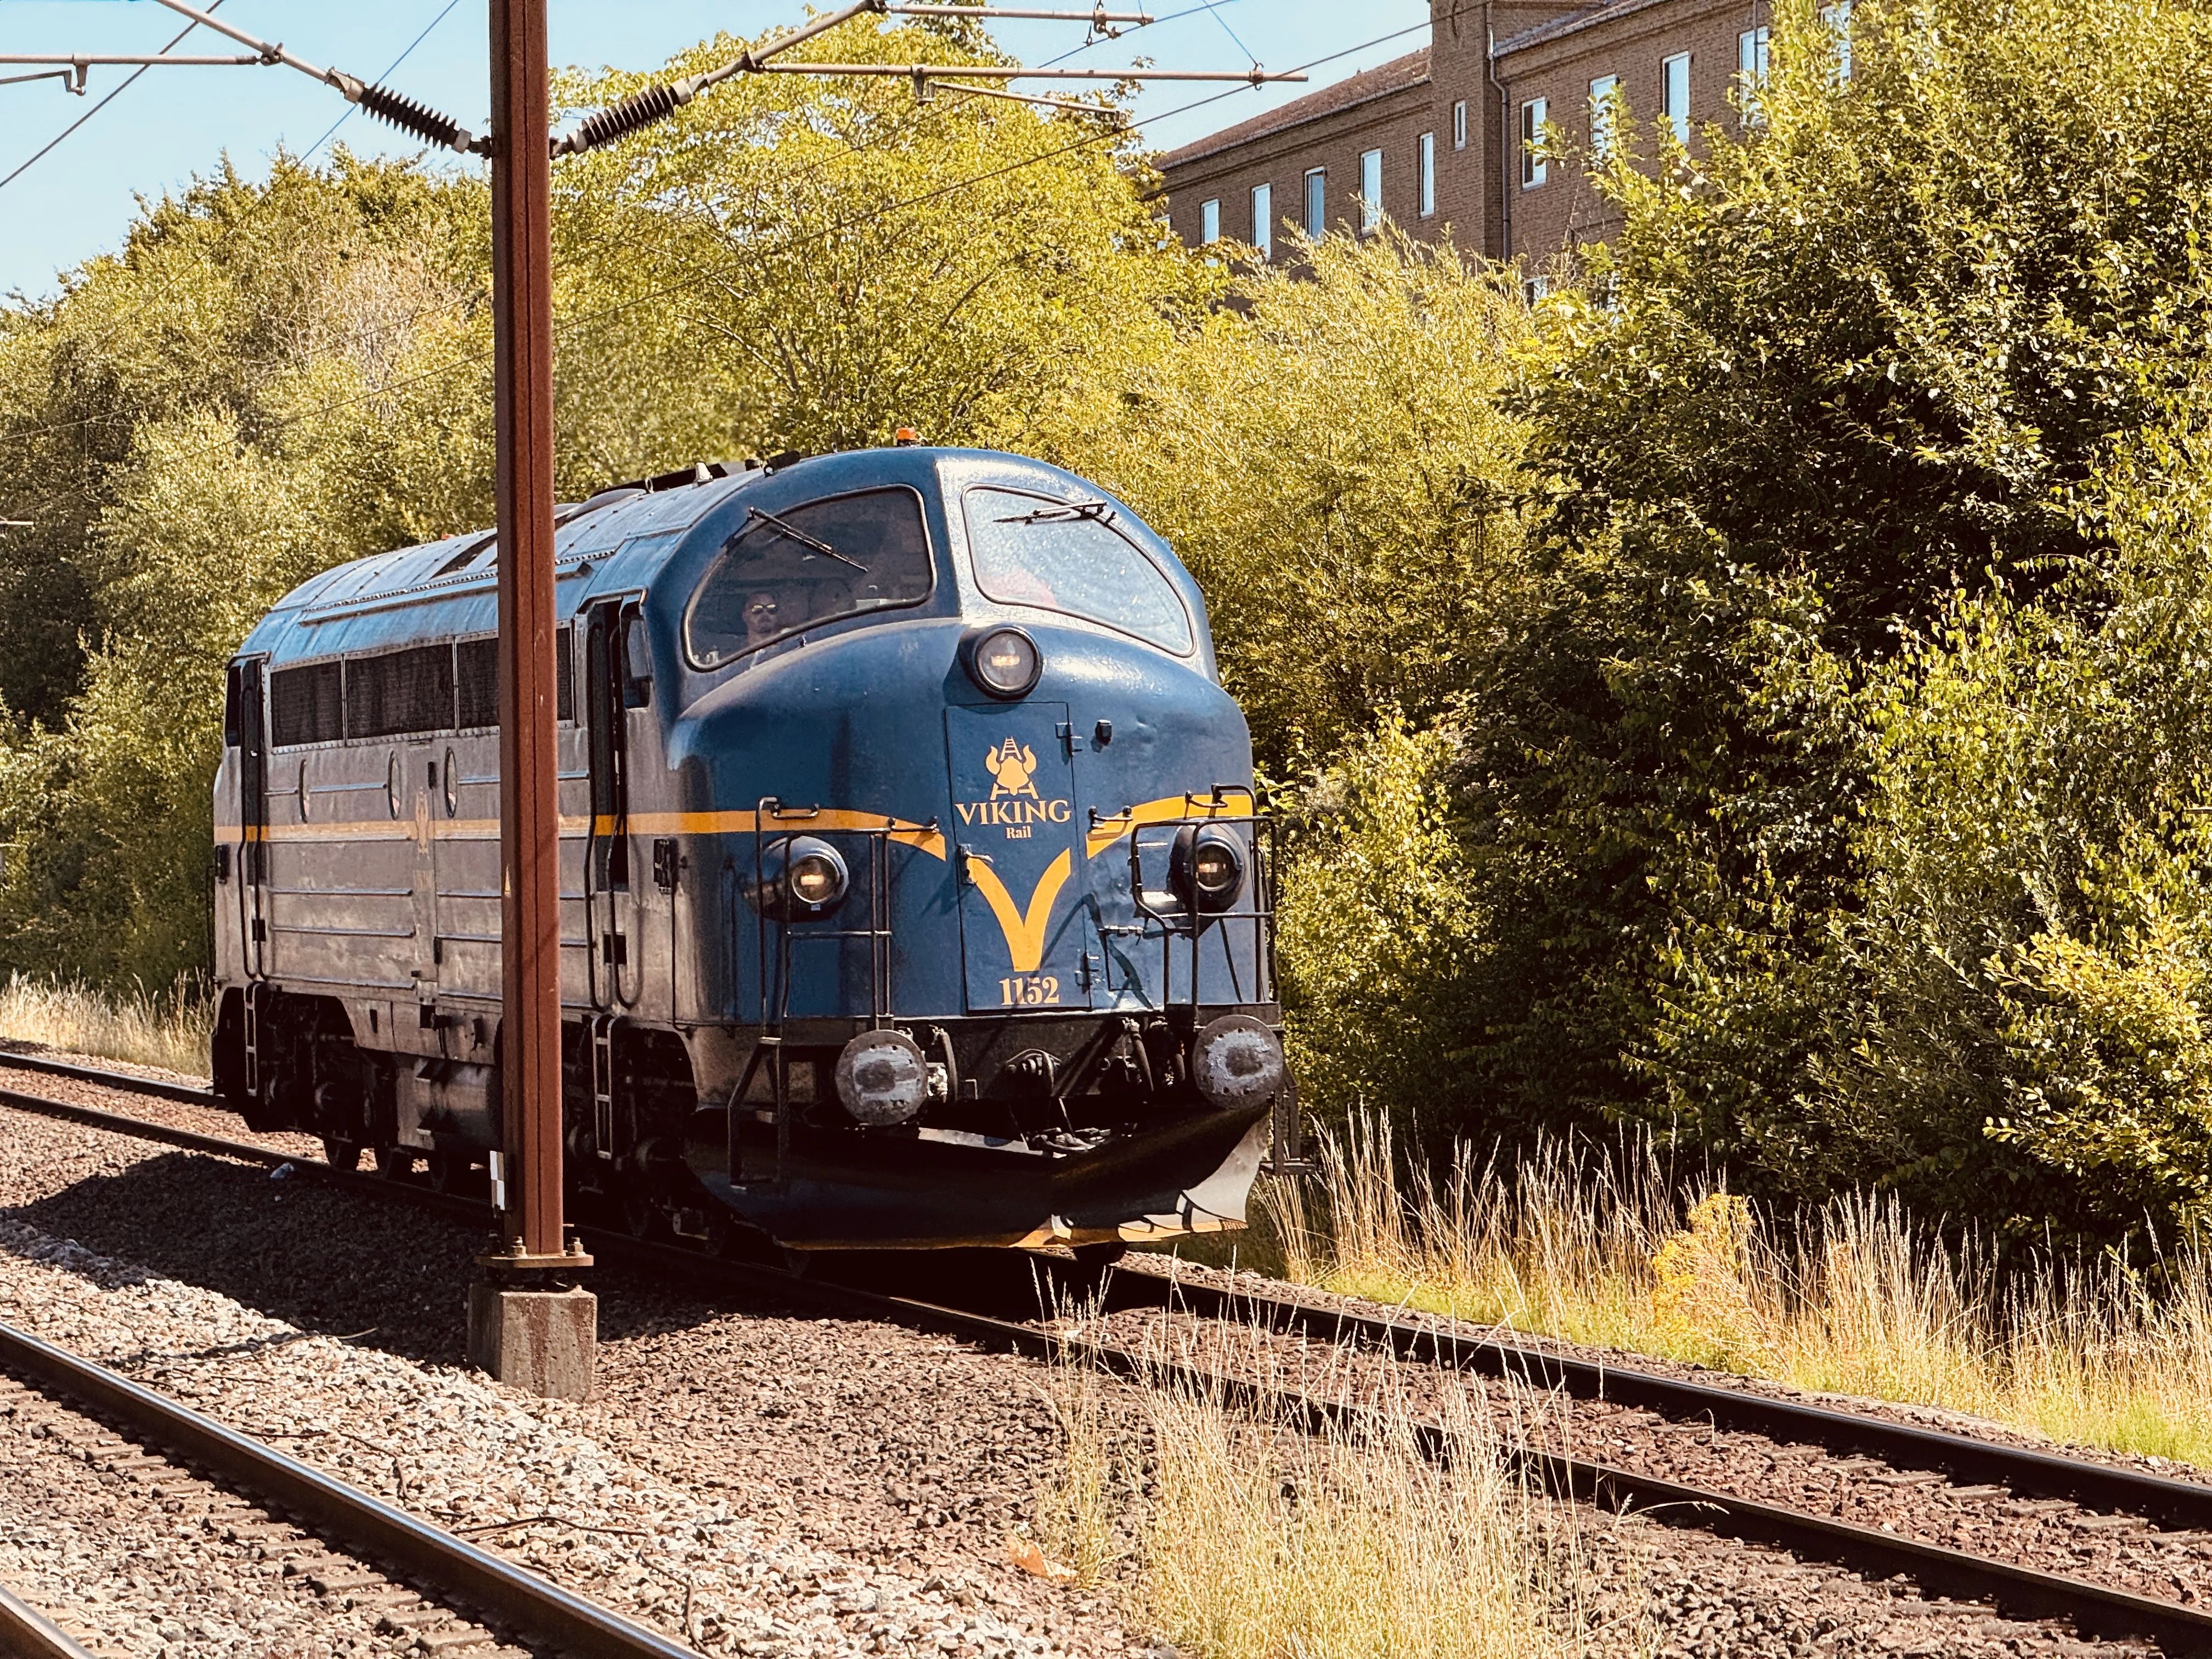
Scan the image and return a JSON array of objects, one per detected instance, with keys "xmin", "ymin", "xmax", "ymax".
[{"xmin": 743, "ymin": 589, "xmax": 786, "ymax": 648}]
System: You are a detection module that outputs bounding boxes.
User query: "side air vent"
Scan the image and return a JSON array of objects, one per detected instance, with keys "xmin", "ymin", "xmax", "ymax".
[
  {"xmin": 346, "ymin": 645, "xmax": 456, "ymax": 740},
  {"xmin": 270, "ymin": 661, "xmax": 343, "ymax": 747}
]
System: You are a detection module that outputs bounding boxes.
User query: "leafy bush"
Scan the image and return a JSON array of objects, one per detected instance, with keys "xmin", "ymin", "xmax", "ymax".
[
  {"xmin": 1272, "ymin": 718, "xmax": 1483, "ymax": 1139},
  {"xmin": 1443, "ymin": 0, "xmax": 2212, "ymax": 1236}
]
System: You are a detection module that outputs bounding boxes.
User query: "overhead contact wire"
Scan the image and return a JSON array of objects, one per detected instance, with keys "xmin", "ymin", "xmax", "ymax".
[
  {"xmin": 8, "ymin": 16, "xmax": 1428, "ymax": 522},
  {"xmin": 139, "ymin": 0, "xmax": 480, "ymax": 153},
  {"xmin": 0, "ymin": 1, "xmax": 225, "ymax": 194},
  {"xmin": 304, "ymin": 0, "xmax": 468, "ymax": 164}
]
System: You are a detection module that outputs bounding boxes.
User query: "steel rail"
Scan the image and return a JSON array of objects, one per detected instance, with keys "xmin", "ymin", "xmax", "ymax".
[
  {"xmin": 1094, "ymin": 1266, "xmax": 2212, "ymax": 1534},
  {"xmin": 8, "ymin": 1057, "xmax": 2212, "ymax": 1650},
  {"xmin": 0, "ymin": 1317, "xmax": 697, "ymax": 1659},
  {"xmin": 0, "ymin": 1047, "xmax": 216, "ymax": 1106},
  {"xmin": 18, "ymin": 1049, "xmax": 2211, "ymax": 1531},
  {"xmin": 0, "ymin": 1581, "xmax": 94, "ymax": 1659},
  {"xmin": 591, "ymin": 1238, "xmax": 2212, "ymax": 1654}
]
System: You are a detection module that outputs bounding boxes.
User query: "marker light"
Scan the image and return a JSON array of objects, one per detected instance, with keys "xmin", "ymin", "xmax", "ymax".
[
  {"xmin": 964, "ymin": 625, "xmax": 1042, "ymax": 700},
  {"xmin": 789, "ymin": 850, "xmax": 844, "ymax": 908}
]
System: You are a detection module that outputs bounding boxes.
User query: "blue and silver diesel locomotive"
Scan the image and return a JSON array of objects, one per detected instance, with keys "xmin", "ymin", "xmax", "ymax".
[{"xmin": 210, "ymin": 446, "xmax": 1292, "ymax": 1256}]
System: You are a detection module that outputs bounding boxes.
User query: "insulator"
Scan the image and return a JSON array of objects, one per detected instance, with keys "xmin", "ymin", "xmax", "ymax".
[
  {"xmin": 558, "ymin": 82, "xmax": 689, "ymax": 157},
  {"xmin": 352, "ymin": 80, "xmax": 469, "ymax": 153}
]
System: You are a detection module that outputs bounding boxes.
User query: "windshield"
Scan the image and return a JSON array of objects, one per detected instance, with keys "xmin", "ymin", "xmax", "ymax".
[
  {"xmin": 685, "ymin": 487, "xmax": 934, "ymax": 668},
  {"xmin": 963, "ymin": 488, "xmax": 1194, "ymax": 656}
]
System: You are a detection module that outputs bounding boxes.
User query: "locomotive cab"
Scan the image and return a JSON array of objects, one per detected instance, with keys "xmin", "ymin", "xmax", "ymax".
[{"xmin": 210, "ymin": 447, "xmax": 1292, "ymax": 1255}]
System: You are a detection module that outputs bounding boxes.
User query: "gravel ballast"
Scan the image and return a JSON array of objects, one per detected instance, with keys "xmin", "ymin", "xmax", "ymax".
[
  {"xmin": 0, "ymin": 1104, "xmax": 1101, "ymax": 1657},
  {"xmin": 0, "ymin": 1062, "xmax": 2179, "ymax": 1656}
]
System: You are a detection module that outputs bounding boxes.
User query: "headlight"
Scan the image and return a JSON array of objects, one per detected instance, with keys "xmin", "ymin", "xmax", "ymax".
[
  {"xmin": 788, "ymin": 849, "xmax": 845, "ymax": 908},
  {"xmin": 1171, "ymin": 825, "xmax": 1246, "ymax": 915},
  {"xmin": 748, "ymin": 835, "xmax": 849, "ymax": 920},
  {"xmin": 963, "ymin": 625, "xmax": 1042, "ymax": 700}
]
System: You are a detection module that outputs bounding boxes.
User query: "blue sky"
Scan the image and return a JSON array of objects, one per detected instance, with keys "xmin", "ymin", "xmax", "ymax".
[{"xmin": 0, "ymin": 0, "xmax": 1431, "ymax": 299}]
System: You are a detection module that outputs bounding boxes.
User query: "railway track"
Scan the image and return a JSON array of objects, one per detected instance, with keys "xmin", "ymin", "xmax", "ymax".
[
  {"xmin": 0, "ymin": 1301, "xmax": 699, "ymax": 1659},
  {"xmin": 0, "ymin": 1577, "xmax": 94, "ymax": 1659},
  {"xmin": 3, "ymin": 1050, "xmax": 2211, "ymax": 1654}
]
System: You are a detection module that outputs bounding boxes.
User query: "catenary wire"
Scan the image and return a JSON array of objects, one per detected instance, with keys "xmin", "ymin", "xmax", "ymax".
[
  {"xmin": 1198, "ymin": 1, "xmax": 1261, "ymax": 70},
  {"xmin": 12, "ymin": 13, "xmax": 1425, "ymax": 504},
  {"xmin": 0, "ymin": 15, "xmax": 1088, "ymax": 455},
  {"xmin": 0, "ymin": 0, "xmax": 1225, "ymax": 452},
  {"xmin": 0, "ymin": 1, "xmax": 224, "ymax": 194},
  {"xmin": 0, "ymin": 25, "xmax": 1133, "ymax": 459},
  {"xmin": 0, "ymin": 0, "xmax": 491, "ymax": 444},
  {"xmin": 3, "ymin": 16, "xmax": 1426, "ymax": 520},
  {"xmin": 7, "ymin": 12, "xmax": 1420, "ymax": 479}
]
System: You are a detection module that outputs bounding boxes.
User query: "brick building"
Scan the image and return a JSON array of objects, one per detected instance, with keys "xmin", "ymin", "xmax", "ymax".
[{"xmin": 1158, "ymin": 1, "xmax": 1795, "ymax": 274}]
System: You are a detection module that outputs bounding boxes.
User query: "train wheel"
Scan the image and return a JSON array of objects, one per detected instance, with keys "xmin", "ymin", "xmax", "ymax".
[
  {"xmin": 696, "ymin": 1209, "xmax": 736, "ymax": 1259},
  {"xmin": 321, "ymin": 1138, "xmax": 363, "ymax": 1173},
  {"xmin": 1066, "ymin": 1240, "xmax": 1128, "ymax": 1295},
  {"xmin": 374, "ymin": 1145, "xmax": 417, "ymax": 1181},
  {"xmin": 621, "ymin": 1185, "xmax": 670, "ymax": 1243}
]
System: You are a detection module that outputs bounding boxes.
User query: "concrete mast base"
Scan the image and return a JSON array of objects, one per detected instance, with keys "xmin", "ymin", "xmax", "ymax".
[{"xmin": 466, "ymin": 1281, "xmax": 597, "ymax": 1400}]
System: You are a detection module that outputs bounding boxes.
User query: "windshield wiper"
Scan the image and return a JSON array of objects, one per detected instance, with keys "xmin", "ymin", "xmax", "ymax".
[
  {"xmin": 744, "ymin": 506, "xmax": 869, "ymax": 572},
  {"xmin": 995, "ymin": 499, "xmax": 1117, "ymax": 527}
]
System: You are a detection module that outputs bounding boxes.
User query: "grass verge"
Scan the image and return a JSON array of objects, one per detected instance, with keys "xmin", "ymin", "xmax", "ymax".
[
  {"xmin": 1031, "ymin": 1327, "xmax": 1578, "ymax": 1659},
  {"xmin": 1265, "ymin": 1115, "xmax": 2212, "ymax": 1467},
  {"xmin": 0, "ymin": 973, "xmax": 212, "ymax": 1077}
]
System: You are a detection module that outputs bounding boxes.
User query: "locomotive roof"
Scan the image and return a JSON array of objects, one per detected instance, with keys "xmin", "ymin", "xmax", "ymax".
[{"xmin": 237, "ymin": 446, "xmax": 1127, "ymax": 666}]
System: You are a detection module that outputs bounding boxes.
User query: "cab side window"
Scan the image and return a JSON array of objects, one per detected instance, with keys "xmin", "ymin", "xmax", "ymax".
[{"xmin": 685, "ymin": 487, "xmax": 934, "ymax": 668}]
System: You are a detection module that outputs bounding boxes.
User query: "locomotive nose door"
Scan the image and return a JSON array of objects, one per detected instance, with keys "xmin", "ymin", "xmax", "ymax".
[{"xmin": 946, "ymin": 704, "xmax": 1094, "ymax": 1013}]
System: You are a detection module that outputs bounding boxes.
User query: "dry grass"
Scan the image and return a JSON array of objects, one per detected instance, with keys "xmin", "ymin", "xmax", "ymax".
[
  {"xmin": 1266, "ymin": 1115, "xmax": 2212, "ymax": 1468},
  {"xmin": 0, "ymin": 973, "xmax": 212, "ymax": 1077},
  {"xmin": 1030, "ymin": 1319, "xmax": 1582, "ymax": 1659}
]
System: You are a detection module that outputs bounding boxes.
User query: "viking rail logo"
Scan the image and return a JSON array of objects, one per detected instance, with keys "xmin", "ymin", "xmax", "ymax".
[
  {"xmin": 960, "ymin": 738, "xmax": 1072, "ymax": 839},
  {"xmin": 984, "ymin": 738, "xmax": 1039, "ymax": 800}
]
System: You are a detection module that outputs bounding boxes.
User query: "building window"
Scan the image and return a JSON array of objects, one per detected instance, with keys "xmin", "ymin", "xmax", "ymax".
[
  {"xmin": 1662, "ymin": 52, "xmax": 1691, "ymax": 145},
  {"xmin": 1358, "ymin": 148, "xmax": 1384, "ymax": 234},
  {"xmin": 1304, "ymin": 167, "xmax": 1327, "ymax": 239},
  {"xmin": 1251, "ymin": 182, "xmax": 1272, "ymax": 259},
  {"xmin": 1418, "ymin": 132, "xmax": 1436, "ymax": 218},
  {"xmin": 1520, "ymin": 98, "xmax": 1548, "ymax": 189},
  {"xmin": 1739, "ymin": 27, "xmax": 1770, "ymax": 122},
  {"xmin": 1589, "ymin": 74, "xmax": 1620, "ymax": 161},
  {"xmin": 1523, "ymin": 274, "xmax": 1550, "ymax": 304},
  {"xmin": 1824, "ymin": 1, "xmax": 1855, "ymax": 80},
  {"xmin": 1199, "ymin": 198, "xmax": 1221, "ymax": 245},
  {"xmin": 1453, "ymin": 99, "xmax": 1468, "ymax": 150}
]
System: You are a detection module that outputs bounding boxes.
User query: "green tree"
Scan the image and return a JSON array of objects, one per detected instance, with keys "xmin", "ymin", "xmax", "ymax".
[
  {"xmin": 1457, "ymin": 0, "xmax": 2212, "ymax": 1232},
  {"xmin": 1037, "ymin": 228, "xmax": 1532, "ymax": 771},
  {"xmin": 0, "ymin": 156, "xmax": 495, "ymax": 982},
  {"xmin": 551, "ymin": 18, "xmax": 1216, "ymax": 472}
]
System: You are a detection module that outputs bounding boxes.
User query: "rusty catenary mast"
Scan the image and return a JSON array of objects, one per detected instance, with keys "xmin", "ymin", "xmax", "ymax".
[
  {"xmin": 489, "ymin": 0, "xmax": 563, "ymax": 1267},
  {"xmin": 467, "ymin": 0, "xmax": 597, "ymax": 1399}
]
